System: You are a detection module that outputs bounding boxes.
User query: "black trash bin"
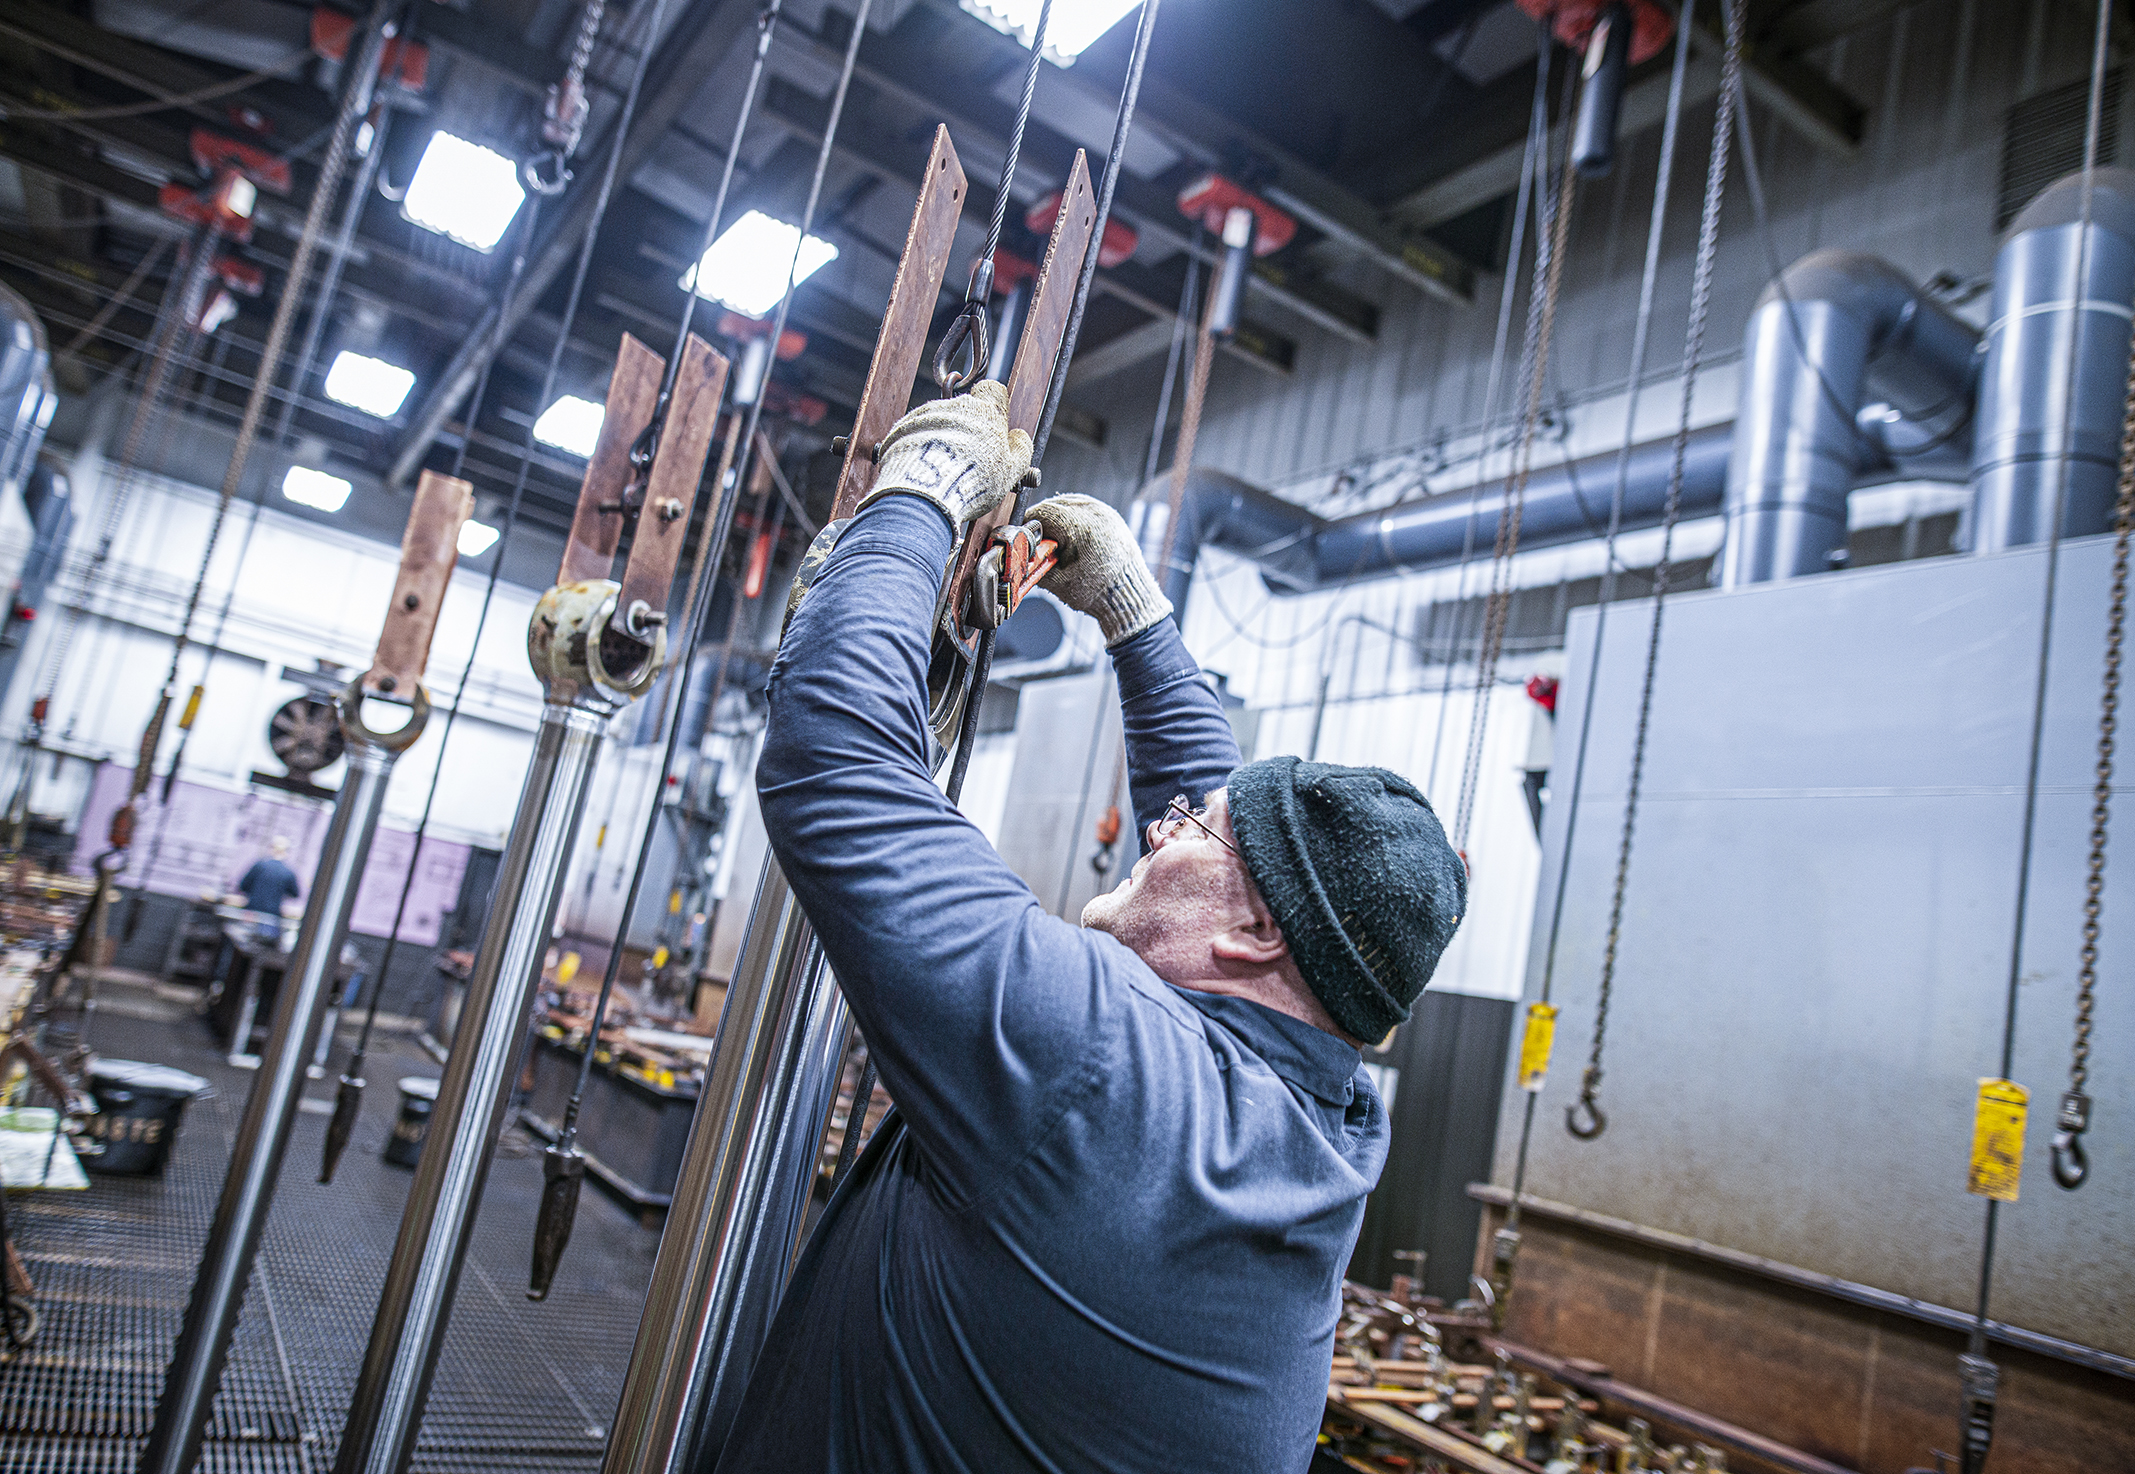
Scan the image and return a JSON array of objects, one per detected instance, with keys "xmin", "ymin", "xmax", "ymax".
[
  {"xmin": 383, "ymin": 1077, "xmax": 440, "ymax": 1168},
  {"xmin": 84, "ymin": 1060, "xmax": 211, "ymax": 1175}
]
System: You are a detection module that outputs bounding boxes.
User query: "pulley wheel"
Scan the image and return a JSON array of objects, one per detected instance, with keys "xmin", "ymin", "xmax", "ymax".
[{"xmin": 268, "ymin": 696, "xmax": 345, "ymax": 776}]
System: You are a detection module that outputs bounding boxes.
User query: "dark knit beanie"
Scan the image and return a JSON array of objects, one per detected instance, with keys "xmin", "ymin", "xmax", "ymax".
[{"xmin": 1226, "ymin": 756, "xmax": 1466, "ymax": 1044}]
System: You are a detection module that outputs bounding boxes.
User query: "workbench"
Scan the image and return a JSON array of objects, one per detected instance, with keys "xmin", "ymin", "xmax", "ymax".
[{"xmin": 517, "ymin": 1033, "xmax": 701, "ymax": 1224}]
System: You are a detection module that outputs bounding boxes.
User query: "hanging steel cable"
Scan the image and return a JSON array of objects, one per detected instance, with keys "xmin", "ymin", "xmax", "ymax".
[
  {"xmin": 124, "ymin": 0, "xmax": 398, "ymax": 841},
  {"xmin": 1421, "ymin": 33, "xmax": 1548, "ymax": 800},
  {"xmin": 1568, "ymin": 0, "xmax": 1746, "ymax": 1144},
  {"xmin": 1959, "ymin": 2, "xmax": 2114, "ymax": 1468},
  {"xmin": 2055, "ymin": 334, "xmax": 2134, "ymax": 1192},
  {"xmin": 1489, "ymin": 0, "xmax": 1694, "ymax": 1319},
  {"xmin": 316, "ymin": 0, "xmax": 667, "ymax": 1184}
]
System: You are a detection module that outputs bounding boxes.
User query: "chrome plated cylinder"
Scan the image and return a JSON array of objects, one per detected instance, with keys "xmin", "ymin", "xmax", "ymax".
[
  {"xmin": 601, "ymin": 855, "xmax": 852, "ymax": 1474},
  {"xmin": 333, "ymin": 697, "xmax": 611, "ymax": 1474},
  {"xmin": 143, "ymin": 730, "xmax": 399, "ymax": 1474}
]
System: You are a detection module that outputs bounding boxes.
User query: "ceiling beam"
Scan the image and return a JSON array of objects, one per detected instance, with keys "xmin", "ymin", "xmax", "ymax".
[
  {"xmin": 1386, "ymin": 3, "xmax": 1866, "ymax": 233},
  {"xmin": 907, "ymin": 0, "xmax": 1473, "ymax": 303},
  {"xmin": 772, "ymin": 20, "xmax": 1382, "ymax": 345},
  {"xmin": 389, "ymin": 0, "xmax": 761, "ymax": 488}
]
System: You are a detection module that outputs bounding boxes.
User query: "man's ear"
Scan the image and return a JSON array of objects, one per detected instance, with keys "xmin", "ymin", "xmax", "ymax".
[{"xmin": 1210, "ymin": 908, "xmax": 1289, "ymax": 967}]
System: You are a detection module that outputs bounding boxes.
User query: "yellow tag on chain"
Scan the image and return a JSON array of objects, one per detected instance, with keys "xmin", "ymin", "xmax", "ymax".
[
  {"xmin": 1517, "ymin": 1003, "xmax": 1558, "ymax": 1092},
  {"xmin": 1968, "ymin": 1078, "xmax": 2029, "ymax": 1201}
]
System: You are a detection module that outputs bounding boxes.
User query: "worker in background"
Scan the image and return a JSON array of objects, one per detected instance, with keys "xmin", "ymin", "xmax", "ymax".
[
  {"xmin": 227, "ymin": 836, "xmax": 301, "ymax": 947},
  {"xmin": 717, "ymin": 382, "xmax": 1466, "ymax": 1474}
]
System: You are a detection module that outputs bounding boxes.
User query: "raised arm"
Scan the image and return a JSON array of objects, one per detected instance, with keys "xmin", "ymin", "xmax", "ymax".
[
  {"xmin": 757, "ymin": 388, "xmax": 1118, "ymax": 1210},
  {"xmin": 1026, "ymin": 494, "xmax": 1240, "ymax": 850}
]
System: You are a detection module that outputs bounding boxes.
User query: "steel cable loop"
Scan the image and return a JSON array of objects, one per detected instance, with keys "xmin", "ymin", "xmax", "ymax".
[
  {"xmin": 937, "ymin": 0, "xmax": 1053, "ymax": 393},
  {"xmin": 1570, "ymin": 0, "xmax": 1746, "ymax": 1143},
  {"xmin": 317, "ymin": 0, "xmax": 674, "ymax": 1179},
  {"xmin": 1501, "ymin": 0, "xmax": 1697, "ymax": 1239},
  {"xmin": 2055, "ymin": 328, "xmax": 2135, "ymax": 1190}
]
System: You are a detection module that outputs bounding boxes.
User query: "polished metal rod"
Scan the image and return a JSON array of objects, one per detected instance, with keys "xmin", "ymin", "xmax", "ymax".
[
  {"xmin": 143, "ymin": 711, "xmax": 402, "ymax": 1474},
  {"xmin": 601, "ymin": 858, "xmax": 852, "ymax": 1473},
  {"xmin": 333, "ymin": 697, "xmax": 610, "ymax": 1474}
]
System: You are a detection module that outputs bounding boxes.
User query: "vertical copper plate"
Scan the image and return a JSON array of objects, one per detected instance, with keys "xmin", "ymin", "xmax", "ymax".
[
  {"xmin": 616, "ymin": 334, "xmax": 728, "ymax": 620},
  {"xmin": 364, "ymin": 469, "xmax": 474, "ymax": 696},
  {"xmin": 948, "ymin": 149, "xmax": 1096, "ymax": 628},
  {"xmin": 829, "ymin": 125, "xmax": 967, "ymax": 522},
  {"xmin": 560, "ymin": 333, "xmax": 664, "ymax": 586}
]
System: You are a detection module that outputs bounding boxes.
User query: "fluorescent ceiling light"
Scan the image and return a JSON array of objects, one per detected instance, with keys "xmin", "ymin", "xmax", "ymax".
[
  {"xmin": 324, "ymin": 351, "xmax": 416, "ymax": 418},
  {"xmin": 533, "ymin": 394, "xmax": 605, "ymax": 458},
  {"xmin": 282, "ymin": 465, "xmax": 351, "ymax": 512},
  {"xmin": 403, "ymin": 131, "xmax": 525, "ymax": 251},
  {"xmin": 458, "ymin": 519, "xmax": 500, "ymax": 557},
  {"xmin": 958, "ymin": 0, "xmax": 1139, "ymax": 64},
  {"xmin": 679, "ymin": 210, "xmax": 838, "ymax": 318}
]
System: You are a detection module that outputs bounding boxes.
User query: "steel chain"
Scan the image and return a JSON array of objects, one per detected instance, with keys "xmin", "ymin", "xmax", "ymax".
[
  {"xmin": 1571, "ymin": 0, "xmax": 1745, "ymax": 1141},
  {"xmin": 2055, "ymin": 329, "xmax": 2135, "ymax": 1188}
]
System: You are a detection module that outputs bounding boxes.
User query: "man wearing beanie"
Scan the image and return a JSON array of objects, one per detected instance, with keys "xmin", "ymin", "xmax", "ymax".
[{"xmin": 720, "ymin": 382, "xmax": 1466, "ymax": 1474}]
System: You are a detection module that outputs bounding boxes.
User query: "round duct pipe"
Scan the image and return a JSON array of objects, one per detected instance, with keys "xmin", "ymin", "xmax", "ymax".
[
  {"xmin": 1968, "ymin": 166, "xmax": 2135, "ymax": 553},
  {"xmin": 1718, "ymin": 250, "xmax": 1978, "ymax": 588}
]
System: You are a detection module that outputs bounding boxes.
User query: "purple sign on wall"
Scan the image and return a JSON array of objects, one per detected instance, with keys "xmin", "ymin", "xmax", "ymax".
[{"xmin": 75, "ymin": 764, "xmax": 472, "ymax": 946}]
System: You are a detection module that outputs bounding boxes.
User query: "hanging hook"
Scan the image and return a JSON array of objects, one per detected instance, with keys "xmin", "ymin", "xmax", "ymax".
[
  {"xmin": 2051, "ymin": 1088, "xmax": 2092, "ymax": 1189},
  {"xmin": 1566, "ymin": 1067, "xmax": 1607, "ymax": 1139},
  {"xmin": 524, "ymin": 150, "xmax": 573, "ymax": 196},
  {"xmin": 934, "ymin": 255, "xmax": 996, "ymax": 394}
]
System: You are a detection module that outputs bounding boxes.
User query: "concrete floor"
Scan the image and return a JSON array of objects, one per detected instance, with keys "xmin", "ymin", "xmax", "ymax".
[{"xmin": 1, "ymin": 976, "xmax": 663, "ymax": 1472}]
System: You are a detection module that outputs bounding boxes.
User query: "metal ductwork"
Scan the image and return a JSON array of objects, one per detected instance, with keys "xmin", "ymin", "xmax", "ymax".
[
  {"xmin": 1129, "ymin": 424, "xmax": 1733, "ymax": 614},
  {"xmin": 1719, "ymin": 250, "xmax": 1979, "ymax": 588},
  {"xmin": 1969, "ymin": 166, "xmax": 2135, "ymax": 552}
]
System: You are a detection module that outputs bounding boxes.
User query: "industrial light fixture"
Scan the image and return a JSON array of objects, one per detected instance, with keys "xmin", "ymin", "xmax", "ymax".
[
  {"xmin": 533, "ymin": 394, "xmax": 605, "ymax": 458},
  {"xmin": 282, "ymin": 465, "xmax": 352, "ymax": 512},
  {"xmin": 679, "ymin": 210, "xmax": 838, "ymax": 318},
  {"xmin": 402, "ymin": 131, "xmax": 526, "ymax": 251},
  {"xmin": 323, "ymin": 351, "xmax": 416, "ymax": 418},
  {"xmin": 958, "ymin": 0, "xmax": 1140, "ymax": 64},
  {"xmin": 458, "ymin": 519, "xmax": 500, "ymax": 557}
]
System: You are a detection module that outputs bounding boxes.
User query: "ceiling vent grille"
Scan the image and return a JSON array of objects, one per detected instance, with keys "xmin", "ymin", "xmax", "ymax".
[{"xmin": 1998, "ymin": 68, "xmax": 2125, "ymax": 230}]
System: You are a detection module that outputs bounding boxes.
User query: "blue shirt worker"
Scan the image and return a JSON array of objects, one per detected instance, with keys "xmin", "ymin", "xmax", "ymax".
[
  {"xmin": 232, "ymin": 837, "xmax": 301, "ymax": 946},
  {"xmin": 718, "ymin": 381, "xmax": 1468, "ymax": 1474}
]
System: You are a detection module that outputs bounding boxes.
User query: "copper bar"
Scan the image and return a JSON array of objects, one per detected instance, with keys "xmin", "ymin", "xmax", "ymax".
[
  {"xmin": 615, "ymin": 335, "xmax": 727, "ymax": 620},
  {"xmin": 829, "ymin": 125, "xmax": 966, "ymax": 521},
  {"xmin": 364, "ymin": 469, "xmax": 472, "ymax": 698},
  {"xmin": 561, "ymin": 333, "xmax": 664, "ymax": 585}
]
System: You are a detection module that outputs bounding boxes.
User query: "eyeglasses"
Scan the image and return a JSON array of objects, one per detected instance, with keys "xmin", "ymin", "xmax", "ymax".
[{"xmin": 1149, "ymin": 795, "xmax": 1238, "ymax": 856}]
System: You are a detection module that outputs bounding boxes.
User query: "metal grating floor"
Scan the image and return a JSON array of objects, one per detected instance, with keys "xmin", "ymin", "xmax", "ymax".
[{"xmin": 2, "ymin": 980, "xmax": 662, "ymax": 1473}]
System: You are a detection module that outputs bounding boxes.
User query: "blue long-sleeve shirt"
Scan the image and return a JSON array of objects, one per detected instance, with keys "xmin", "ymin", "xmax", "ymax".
[{"xmin": 718, "ymin": 495, "xmax": 1386, "ymax": 1474}]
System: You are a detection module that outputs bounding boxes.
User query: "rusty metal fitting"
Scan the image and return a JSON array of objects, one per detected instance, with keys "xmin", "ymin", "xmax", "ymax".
[
  {"xmin": 528, "ymin": 579, "xmax": 663, "ymax": 704},
  {"xmin": 337, "ymin": 677, "xmax": 431, "ymax": 754}
]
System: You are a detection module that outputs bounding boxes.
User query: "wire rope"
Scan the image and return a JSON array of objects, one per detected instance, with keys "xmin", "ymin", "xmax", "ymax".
[
  {"xmin": 0, "ymin": 49, "xmax": 309, "ymax": 121},
  {"xmin": 1958, "ymin": 4, "xmax": 2113, "ymax": 1469},
  {"xmin": 1495, "ymin": 0, "xmax": 1694, "ymax": 1290},
  {"xmin": 319, "ymin": 0, "xmax": 673, "ymax": 1179},
  {"xmin": 1568, "ymin": 0, "xmax": 1745, "ymax": 1143}
]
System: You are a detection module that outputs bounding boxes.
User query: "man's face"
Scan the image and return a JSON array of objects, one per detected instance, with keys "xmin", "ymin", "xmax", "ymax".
[{"xmin": 1081, "ymin": 788, "xmax": 1248, "ymax": 961}]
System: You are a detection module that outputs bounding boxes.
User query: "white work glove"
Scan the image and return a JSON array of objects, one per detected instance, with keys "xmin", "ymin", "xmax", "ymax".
[
  {"xmin": 858, "ymin": 379, "xmax": 1033, "ymax": 529},
  {"xmin": 1027, "ymin": 493, "xmax": 1173, "ymax": 648}
]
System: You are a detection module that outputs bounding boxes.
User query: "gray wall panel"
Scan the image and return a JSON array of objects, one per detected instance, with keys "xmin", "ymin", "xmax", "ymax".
[{"xmin": 1496, "ymin": 535, "xmax": 2133, "ymax": 1357}]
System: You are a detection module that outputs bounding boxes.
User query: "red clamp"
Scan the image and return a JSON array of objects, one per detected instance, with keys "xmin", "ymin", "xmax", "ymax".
[
  {"xmin": 159, "ymin": 169, "xmax": 259, "ymax": 240},
  {"xmin": 1175, "ymin": 174, "xmax": 1295, "ymax": 255},
  {"xmin": 310, "ymin": 8, "xmax": 431, "ymax": 92},
  {"xmin": 1525, "ymin": 674, "xmax": 1559, "ymax": 715},
  {"xmin": 190, "ymin": 128, "xmax": 291, "ymax": 195},
  {"xmin": 966, "ymin": 520, "xmax": 1057, "ymax": 631},
  {"xmin": 215, "ymin": 256, "xmax": 265, "ymax": 297},
  {"xmin": 1514, "ymin": 0, "xmax": 1674, "ymax": 63},
  {"xmin": 1026, "ymin": 192, "xmax": 1138, "ymax": 268}
]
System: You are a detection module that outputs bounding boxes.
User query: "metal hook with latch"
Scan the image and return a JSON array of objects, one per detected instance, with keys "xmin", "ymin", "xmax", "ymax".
[
  {"xmin": 2051, "ymin": 1087, "xmax": 2091, "ymax": 1190},
  {"xmin": 524, "ymin": 149, "xmax": 572, "ymax": 196}
]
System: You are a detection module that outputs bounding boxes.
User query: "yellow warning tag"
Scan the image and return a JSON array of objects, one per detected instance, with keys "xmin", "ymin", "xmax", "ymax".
[
  {"xmin": 652, "ymin": 945, "xmax": 670, "ymax": 969},
  {"xmin": 178, "ymin": 684, "xmax": 205, "ymax": 731},
  {"xmin": 1517, "ymin": 1003, "xmax": 1558, "ymax": 1092},
  {"xmin": 1968, "ymin": 1078, "xmax": 2029, "ymax": 1201},
  {"xmin": 557, "ymin": 951, "xmax": 580, "ymax": 986}
]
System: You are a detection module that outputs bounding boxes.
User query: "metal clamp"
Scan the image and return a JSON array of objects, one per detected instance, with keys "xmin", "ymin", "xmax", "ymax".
[
  {"xmin": 2051, "ymin": 1088, "xmax": 2092, "ymax": 1190},
  {"xmin": 528, "ymin": 579, "xmax": 662, "ymax": 703},
  {"xmin": 338, "ymin": 678, "xmax": 431, "ymax": 754}
]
